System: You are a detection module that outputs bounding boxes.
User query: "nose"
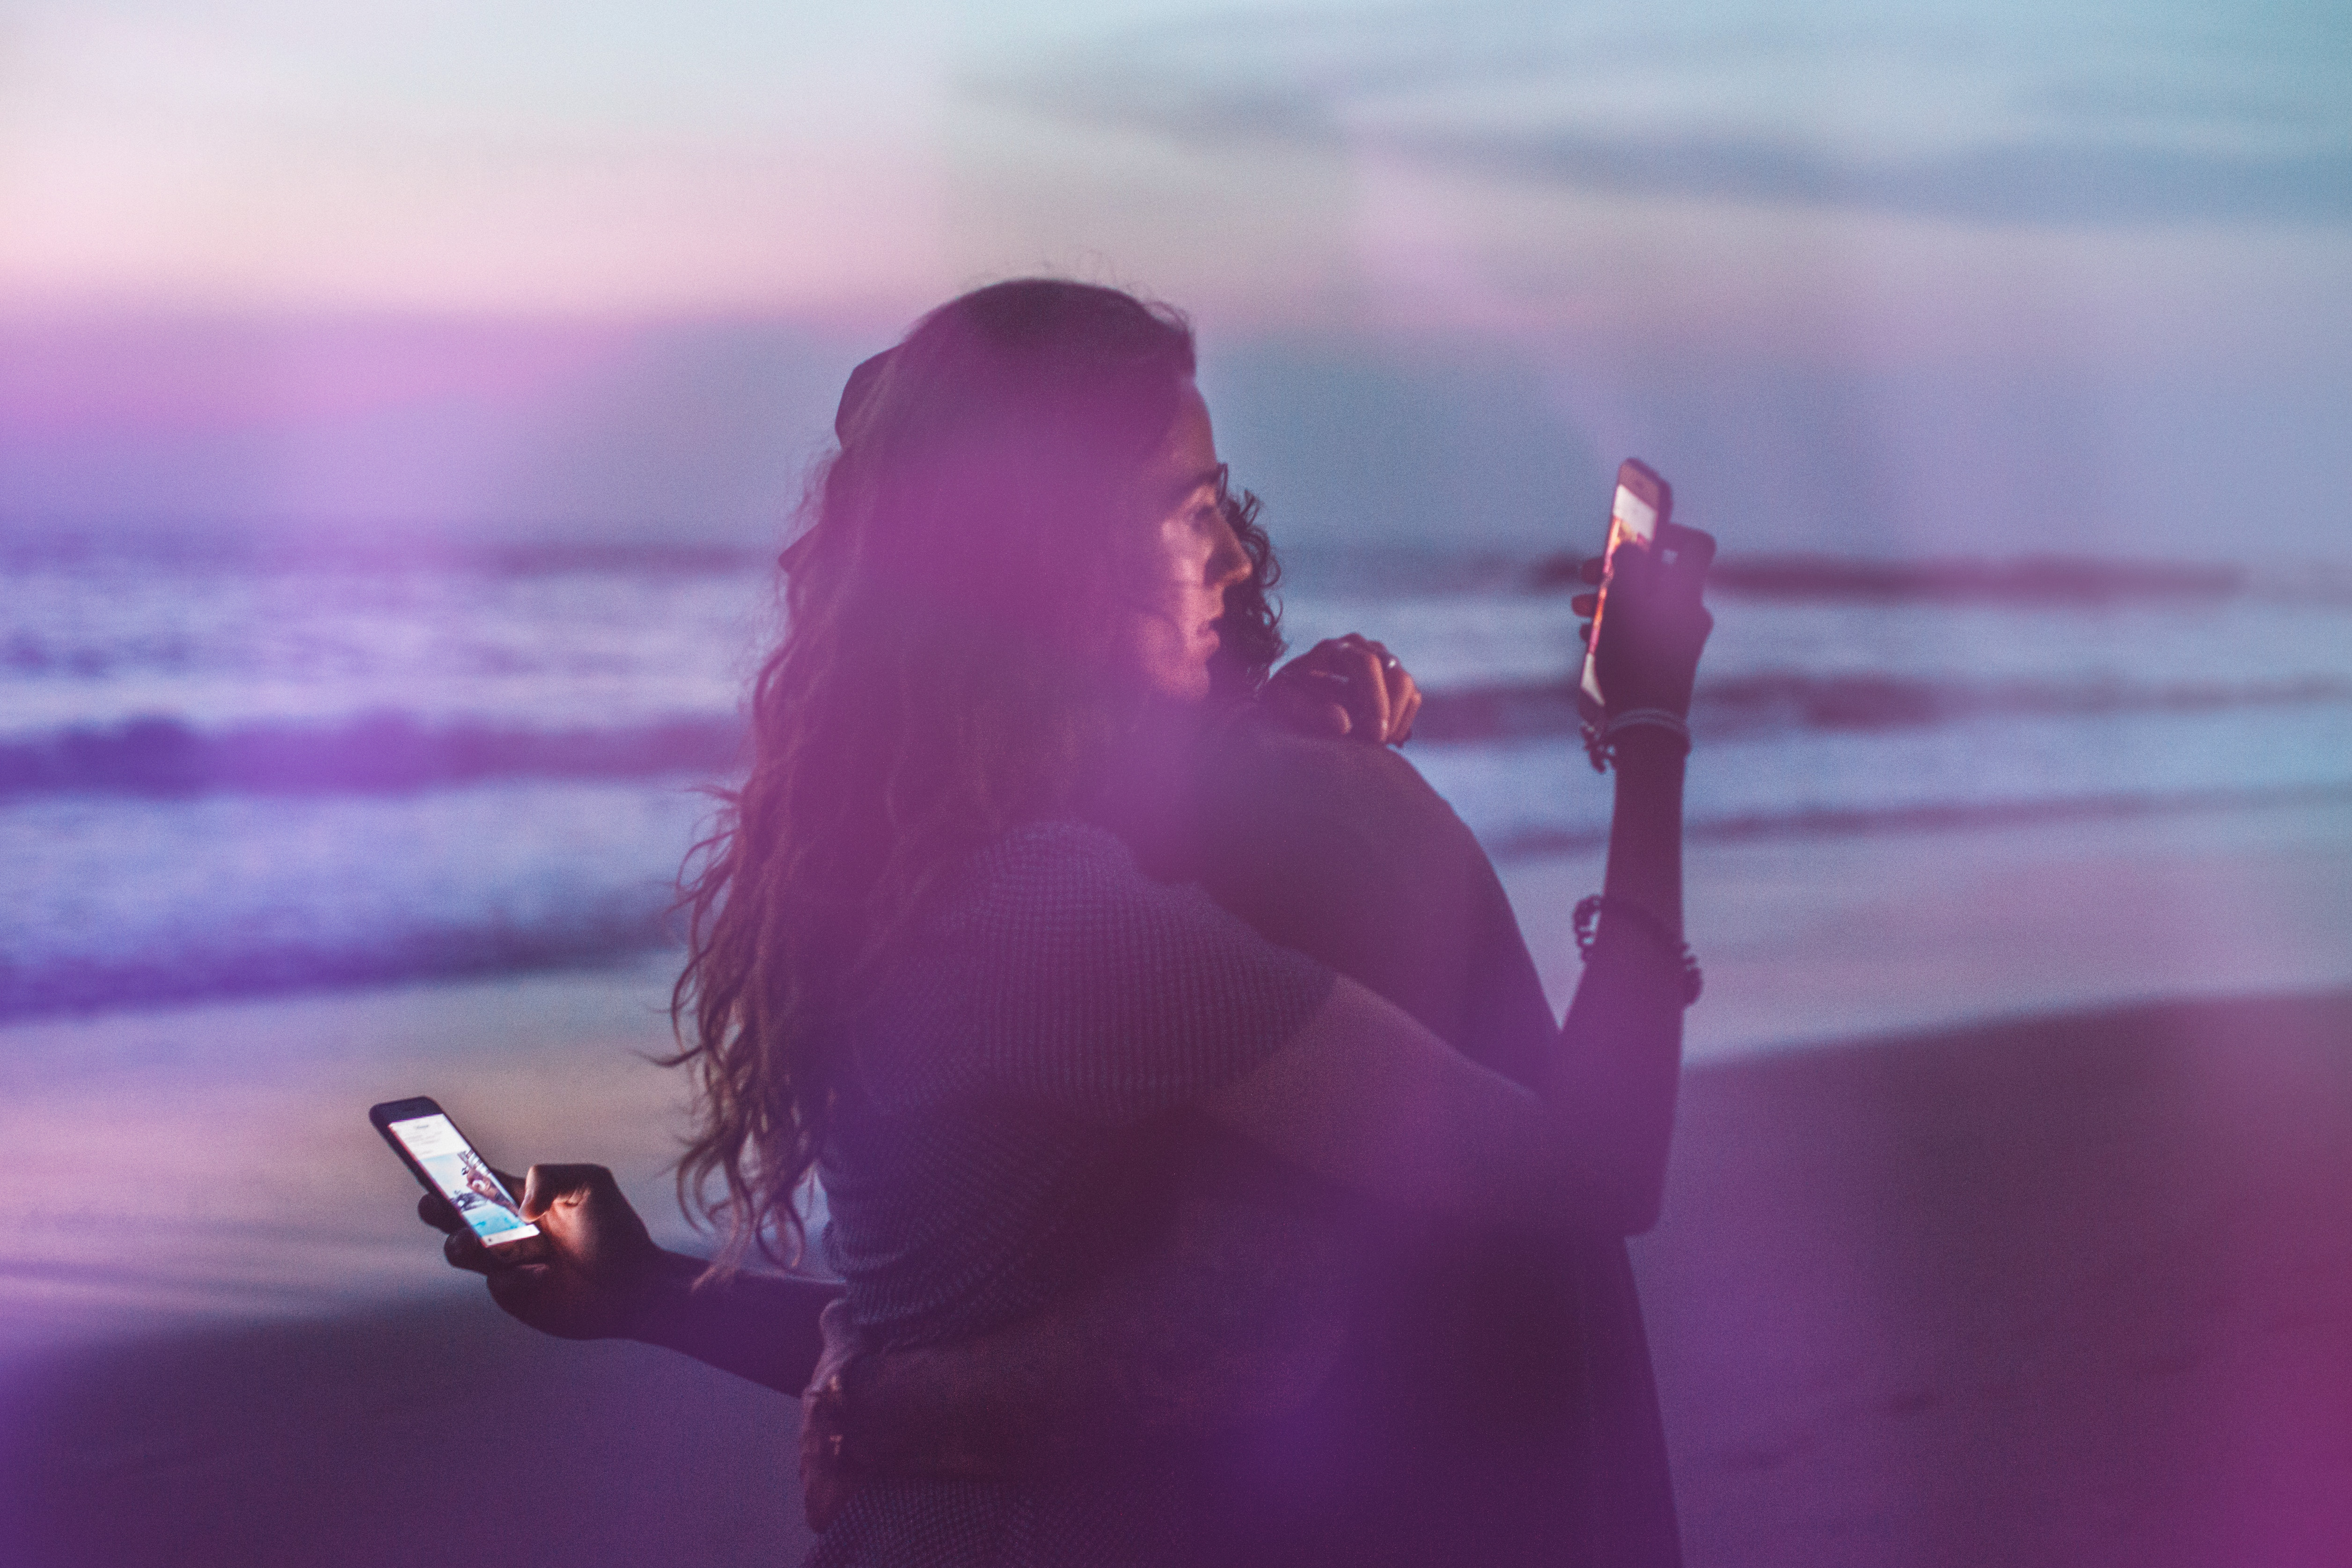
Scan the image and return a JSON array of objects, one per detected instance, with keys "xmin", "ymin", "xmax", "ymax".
[{"xmin": 1207, "ymin": 512, "xmax": 1251, "ymax": 590}]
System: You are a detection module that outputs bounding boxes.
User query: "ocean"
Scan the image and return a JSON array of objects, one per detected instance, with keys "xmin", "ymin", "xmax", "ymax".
[{"xmin": 6, "ymin": 537, "xmax": 2350, "ymax": 1021}]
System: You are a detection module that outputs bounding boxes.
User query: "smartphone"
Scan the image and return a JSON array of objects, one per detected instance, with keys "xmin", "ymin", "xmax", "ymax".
[
  {"xmin": 370, "ymin": 1096, "xmax": 541, "ymax": 1247},
  {"xmin": 1577, "ymin": 458, "xmax": 1674, "ymax": 720}
]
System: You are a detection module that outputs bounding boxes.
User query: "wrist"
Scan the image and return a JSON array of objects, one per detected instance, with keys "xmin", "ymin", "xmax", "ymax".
[
  {"xmin": 1609, "ymin": 725, "xmax": 1689, "ymax": 759},
  {"xmin": 1573, "ymin": 894, "xmax": 1702, "ymax": 1006},
  {"xmin": 1582, "ymin": 705, "xmax": 1693, "ymax": 774},
  {"xmin": 1608, "ymin": 725, "xmax": 1690, "ymax": 783}
]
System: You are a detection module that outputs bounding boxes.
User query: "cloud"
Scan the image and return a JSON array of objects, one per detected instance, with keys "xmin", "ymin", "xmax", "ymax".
[
  {"xmin": 1424, "ymin": 132, "xmax": 2352, "ymax": 226},
  {"xmin": 976, "ymin": 0, "xmax": 2352, "ymax": 228}
]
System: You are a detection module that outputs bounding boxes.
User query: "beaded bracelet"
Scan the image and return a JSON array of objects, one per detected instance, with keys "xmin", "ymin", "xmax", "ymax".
[{"xmin": 1573, "ymin": 894, "xmax": 1704, "ymax": 1006}]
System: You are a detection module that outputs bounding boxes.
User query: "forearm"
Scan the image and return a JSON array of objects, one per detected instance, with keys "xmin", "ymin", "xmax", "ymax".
[
  {"xmin": 629, "ymin": 1249, "xmax": 841, "ymax": 1395},
  {"xmin": 1555, "ymin": 731, "xmax": 1688, "ymax": 1233},
  {"xmin": 1599, "ymin": 731, "xmax": 1685, "ymax": 933}
]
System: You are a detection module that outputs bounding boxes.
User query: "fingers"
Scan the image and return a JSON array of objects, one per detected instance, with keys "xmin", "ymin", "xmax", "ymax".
[
  {"xmin": 1391, "ymin": 680, "xmax": 1420, "ymax": 744},
  {"xmin": 1580, "ymin": 555, "xmax": 1604, "ymax": 586},
  {"xmin": 418, "ymin": 1191, "xmax": 461, "ymax": 1233},
  {"xmin": 485, "ymin": 1261, "xmax": 555, "ymax": 1316},
  {"xmin": 518, "ymin": 1162, "xmax": 618, "ymax": 1223},
  {"xmin": 1278, "ymin": 670, "xmax": 1356, "ymax": 737},
  {"xmin": 443, "ymin": 1223, "xmax": 494, "ymax": 1275},
  {"xmin": 1584, "ymin": 525, "xmax": 1715, "ymax": 717},
  {"xmin": 1331, "ymin": 633, "xmax": 1428, "ymax": 744},
  {"xmin": 1264, "ymin": 643, "xmax": 1366, "ymax": 739},
  {"xmin": 1263, "ymin": 635, "xmax": 1420, "ymax": 745},
  {"xmin": 1378, "ymin": 646, "xmax": 1420, "ymax": 745},
  {"xmin": 1326, "ymin": 638, "xmax": 1392, "ymax": 744}
]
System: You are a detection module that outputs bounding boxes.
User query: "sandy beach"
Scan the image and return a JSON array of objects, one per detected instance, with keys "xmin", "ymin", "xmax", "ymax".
[
  {"xmin": 4, "ymin": 798, "xmax": 2349, "ymax": 1566},
  {"xmin": 1647, "ymin": 988, "xmax": 2352, "ymax": 1568}
]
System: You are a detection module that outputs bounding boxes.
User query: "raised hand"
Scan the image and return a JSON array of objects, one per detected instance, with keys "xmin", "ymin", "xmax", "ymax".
[
  {"xmin": 419, "ymin": 1162, "xmax": 668, "ymax": 1341},
  {"xmin": 1260, "ymin": 633, "xmax": 1422, "ymax": 745},
  {"xmin": 1573, "ymin": 522, "xmax": 1716, "ymax": 718}
]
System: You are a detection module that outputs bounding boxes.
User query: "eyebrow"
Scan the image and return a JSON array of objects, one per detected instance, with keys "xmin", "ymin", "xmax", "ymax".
[{"xmin": 1160, "ymin": 463, "xmax": 1228, "ymax": 510}]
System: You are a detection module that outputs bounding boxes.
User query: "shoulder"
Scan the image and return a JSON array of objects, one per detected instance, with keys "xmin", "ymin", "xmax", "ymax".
[
  {"xmin": 928, "ymin": 816, "xmax": 1277, "ymax": 971},
  {"xmin": 962, "ymin": 819, "xmax": 1139, "ymax": 893},
  {"xmin": 1195, "ymin": 709, "xmax": 1475, "ymax": 856},
  {"xmin": 929, "ymin": 820, "xmax": 1152, "ymax": 940},
  {"xmin": 864, "ymin": 818, "xmax": 1335, "ymax": 1122}
]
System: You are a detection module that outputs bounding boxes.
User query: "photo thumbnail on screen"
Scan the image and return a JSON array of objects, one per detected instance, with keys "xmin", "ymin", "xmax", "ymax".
[{"xmin": 388, "ymin": 1114, "xmax": 540, "ymax": 1245}]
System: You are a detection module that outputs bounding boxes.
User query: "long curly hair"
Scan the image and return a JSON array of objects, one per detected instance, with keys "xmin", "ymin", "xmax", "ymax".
[{"xmin": 670, "ymin": 280, "xmax": 1285, "ymax": 1270}]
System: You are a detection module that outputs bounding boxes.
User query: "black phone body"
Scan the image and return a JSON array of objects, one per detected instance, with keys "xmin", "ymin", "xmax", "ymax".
[
  {"xmin": 370, "ymin": 1096, "xmax": 541, "ymax": 1247},
  {"xmin": 1577, "ymin": 458, "xmax": 1674, "ymax": 723}
]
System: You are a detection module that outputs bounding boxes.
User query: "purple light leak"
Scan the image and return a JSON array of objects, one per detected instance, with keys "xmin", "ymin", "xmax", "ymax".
[
  {"xmin": 1644, "ymin": 991, "xmax": 2352, "ymax": 1568},
  {"xmin": 0, "ymin": 316, "xmax": 637, "ymax": 435},
  {"xmin": 0, "ymin": 313, "xmax": 871, "ymax": 543}
]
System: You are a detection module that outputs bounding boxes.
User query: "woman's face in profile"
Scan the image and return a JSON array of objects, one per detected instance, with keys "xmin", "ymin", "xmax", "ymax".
[{"xmin": 1125, "ymin": 382, "xmax": 1251, "ymax": 703}]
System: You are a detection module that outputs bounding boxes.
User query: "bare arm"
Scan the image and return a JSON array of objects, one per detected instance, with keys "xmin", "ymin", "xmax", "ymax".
[
  {"xmin": 629, "ymin": 1251, "xmax": 839, "ymax": 1394},
  {"xmin": 1551, "ymin": 523, "xmax": 1714, "ymax": 1232},
  {"xmin": 806, "ymin": 900, "xmax": 1681, "ymax": 1509},
  {"xmin": 1204, "ymin": 973, "xmax": 1656, "ymax": 1234},
  {"xmin": 1554, "ymin": 730, "xmax": 1690, "ymax": 1235},
  {"xmin": 1273, "ymin": 725, "xmax": 1694, "ymax": 1238},
  {"xmin": 1205, "ymin": 530, "xmax": 1711, "ymax": 1237},
  {"xmin": 424, "ymin": 1164, "xmax": 838, "ymax": 1397}
]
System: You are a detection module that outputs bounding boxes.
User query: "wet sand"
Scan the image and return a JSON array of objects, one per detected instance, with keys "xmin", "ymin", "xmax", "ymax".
[
  {"xmin": 1642, "ymin": 988, "xmax": 2352, "ymax": 1568},
  {"xmin": 0, "ymin": 1295, "xmax": 811, "ymax": 1568},
  {"xmin": 8, "ymin": 987, "xmax": 2348, "ymax": 1567},
  {"xmin": 4, "ymin": 802, "xmax": 2350, "ymax": 1565},
  {"xmin": 0, "ymin": 963, "xmax": 821, "ymax": 1568}
]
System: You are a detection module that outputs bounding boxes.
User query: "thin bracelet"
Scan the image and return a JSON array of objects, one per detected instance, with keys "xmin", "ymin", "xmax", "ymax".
[
  {"xmin": 1580, "ymin": 707, "xmax": 1693, "ymax": 772},
  {"xmin": 1606, "ymin": 708, "xmax": 1691, "ymax": 749},
  {"xmin": 1573, "ymin": 894, "xmax": 1703, "ymax": 1006}
]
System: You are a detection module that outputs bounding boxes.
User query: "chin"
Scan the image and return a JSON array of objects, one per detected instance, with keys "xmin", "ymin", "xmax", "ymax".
[{"xmin": 1146, "ymin": 661, "xmax": 1215, "ymax": 704}]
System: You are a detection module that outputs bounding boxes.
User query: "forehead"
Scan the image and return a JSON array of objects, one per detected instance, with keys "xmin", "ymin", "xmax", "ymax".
[{"xmin": 1141, "ymin": 382, "xmax": 1220, "ymax": 505}]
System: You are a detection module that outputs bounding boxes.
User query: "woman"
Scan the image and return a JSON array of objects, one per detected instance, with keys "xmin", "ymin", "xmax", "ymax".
[{"xmin": 425, "ymin": 278, "xmax": 1712, "ymax": 1565}]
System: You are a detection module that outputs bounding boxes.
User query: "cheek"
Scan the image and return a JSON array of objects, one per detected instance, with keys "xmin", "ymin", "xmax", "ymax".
[
  {"xmin": 1122, "ymin": 608, "xmax": 1214, "ymax": 701},
  {"xmin": 1144, "ymin": 516, "xmax": 1212, "ymax": 597}
]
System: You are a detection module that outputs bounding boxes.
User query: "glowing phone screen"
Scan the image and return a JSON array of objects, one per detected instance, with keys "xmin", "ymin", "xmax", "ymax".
[
  {"xmin": 387, "ymin": 1114, "xmax": 540, "ymax": 1246},
  {"xmin": 1579, "ymin": 483, "xmax": 1660, "ymax": 708}
]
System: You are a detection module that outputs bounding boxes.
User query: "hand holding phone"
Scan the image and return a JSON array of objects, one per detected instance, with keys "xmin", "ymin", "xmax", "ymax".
[
  {"xmin": 1575, "ymin": 459, "xmax": 1715, "ymax": 725},
  {"xmin": 373, "ymin": 1096, "xmax": 540, "ymax": 1246},
  {"xmin": 376, "ymin": 1097, "xmax": 669, "ymax": 1340}
]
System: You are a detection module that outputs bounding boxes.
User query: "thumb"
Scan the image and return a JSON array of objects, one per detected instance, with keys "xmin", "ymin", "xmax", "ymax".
[{"xmin": 519, "ymin": 1162, "xmax": 615, "ymax": 1223}]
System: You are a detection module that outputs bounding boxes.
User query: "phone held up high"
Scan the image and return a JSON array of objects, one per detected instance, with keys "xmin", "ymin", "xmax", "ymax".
[
  {"xmin": 1576, "ymin": 458, "xmax": 1674, "ymax": 725},
  {"xmin": 370, "ymin": 1096, "xmax": 540, "ymax": 1247}
]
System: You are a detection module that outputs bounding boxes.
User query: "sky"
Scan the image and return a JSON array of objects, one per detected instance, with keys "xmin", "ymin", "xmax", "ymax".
[{"xmin": 1, "ymin": 0, "xmax": 2346, "ymax": 559}]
